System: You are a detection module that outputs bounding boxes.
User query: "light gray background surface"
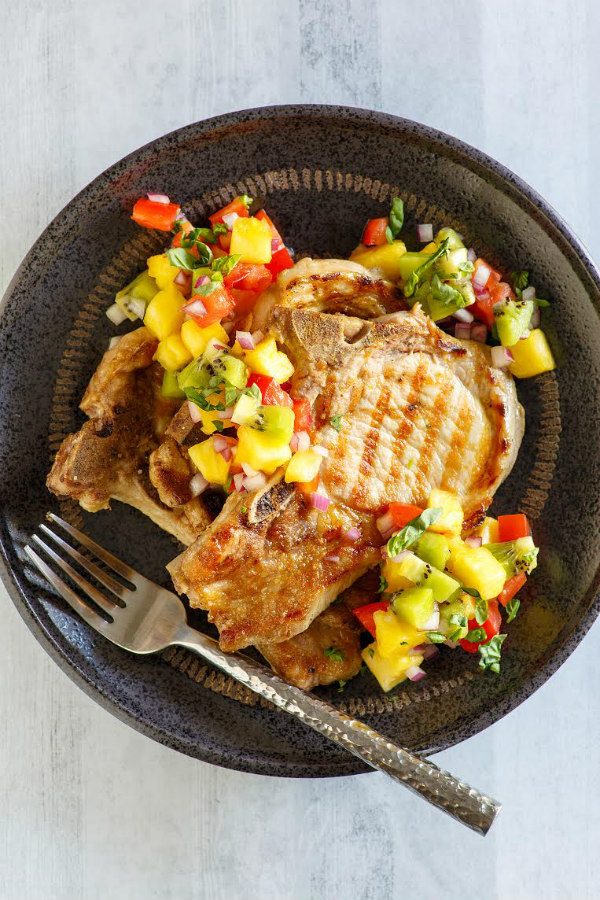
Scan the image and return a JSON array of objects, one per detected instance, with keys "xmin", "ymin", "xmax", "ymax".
[{"xmin": 1, "ymin": 1, "xmax": 599, "ymax": 898}]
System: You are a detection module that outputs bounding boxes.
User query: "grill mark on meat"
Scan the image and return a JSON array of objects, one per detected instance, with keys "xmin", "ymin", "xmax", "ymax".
[
  {"xmin": 352, "ymin": 380, "xmax": 392, "ymax": 507},
  {"xmin": 440, "ymin": 395, "xmax": 475, "ymax": 492},
  {"xmin": 412, "ymin": 375, "xmax": 451, "ymax": 499},
  {"xmin": 386, "ymin": 359, "xmax": 426, "ymax": 489}
]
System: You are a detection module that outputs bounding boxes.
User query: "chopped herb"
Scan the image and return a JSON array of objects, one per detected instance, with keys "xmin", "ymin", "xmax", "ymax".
[
  {"xmin": 181, "ymin": 227, "xmax": 218, "ymax": 247},
  {"xmin": 536, "ymin": 297, "xmax": 551, "ymax": 308},
  {"xmin": 212, "ymin": 253, "xmax": 241, "ymax": 276},
  {"xmin": 212, "ymin": 420, "xmax": 225, "ymax": 432},
  {"xmin": 337, "ymin": 680, "xmax": 347, "ymax": 693},
  {"xmin": 386, "ymin": 508, "xmax": 442, "ymax": 557},
  {"xmin": 330, "ymin": 415, "xmax": 343, "ymax": 432},
  {"xmin": 367, "ymin": 648, "xmax": 375, "ymax": 659},
  {"xmin": 166, "ymin": 248, "xmax": 200, "ymax": 271},
  {"xmin": 457, "ymin": 260, "xmax": 475, "ymax": 277},
  {"xmin": 478, "ymin": 633, "xmax": 507, "ymax": 673},
  {"xmin": 427, "ymin": 631, "xmax": 446, "ymax": 644},
  {"xmin": 324, "ymin": 646, "xmax": 344, "ymax": 662},
  {"xmin": 242, "ymin": 383, "xmax": 262, "ymax": 402},
  {"xmin": 406, "ymin": 458, "xmax": 415, "ymax": 469},
  {"xmin": 359, "ymin": 663, "xmax": 369, "ymax": 675},
  {"xmin": 193, "ymin": 279, "xmax": 220, "ymax": 297},
  {"xmin": 510, "ymin": 270, "xmax": 530, "ymax": 295},
  {"xmin": 505, "ymin": 598, "xmax": 520, "ymax": 623},
  {"xmin": 224, "ymin": 474, "xmax": 233, "ymax": 493},
  {"xmin": 240, "ymin": 505, "xmax": 248, "ymax": 514},
  {"xmin": 378, "ymin": 575, "xmax": 388, "ymax": 594},
  {"xmin": 465, "ymin": 627, "xmax": 486, "ymax": 643},
  {"xmin": 212, "ymin": 222, "xmax": 228, "ymax": 236},
  {"xmin": 448, "ymin": 613, "xmax": 467, "ymax": 642},
  {"xmin": 462, "ymin": 587, "xmax": 482, "ymax": 599},
  {"xmin": 404, "ymin": 238, "xmax": 450, "ymax": 297},
  {"xmin": 240, "ymin": 194, "xmax": 253, "ymax": 208},
  {"xmin": 429, "ymin": 274, "xmax": 465, "ymax": 310},
  {"xmin": 386, "ymin": 196, "xmax": 404, "ymax": 242},
  {"xmin": 475, "ymin": 597, "xmax": 489, "ymax": 626}
]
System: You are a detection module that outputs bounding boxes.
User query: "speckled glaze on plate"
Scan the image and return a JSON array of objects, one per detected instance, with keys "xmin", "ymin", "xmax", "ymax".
[{"xmin": 1, "ymin": 105, "xmax": 599, "ymax": 778}]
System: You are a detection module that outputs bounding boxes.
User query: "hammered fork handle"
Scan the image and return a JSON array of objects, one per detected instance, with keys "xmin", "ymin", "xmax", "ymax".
[{"xmin": 175, "ymin": 624, "xmax": 500, "ymax": 835}]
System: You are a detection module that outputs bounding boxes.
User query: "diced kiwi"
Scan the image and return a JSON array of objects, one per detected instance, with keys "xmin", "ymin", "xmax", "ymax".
[
  {"xmin": 484, "ymin": 537, "xmax": 539, "ymax": 576},
  {"xmin": 494, "ymin": 298, "xmax": 535, "ymax": 347},
  {"xmin": 392, "ymin": 587, "xmax": 435, "ymax": 630},
  {"xmin": 439, "ymin": 598, "xmax": 469, "ymax": 641},
  {"xmin": 161, "ymin": 370, "xmax": 185, "ymax": 400},
  {"xmin": 434, "ymin": 227, "xmax": 465, "ymax": 250},
  {"xmin": 248, "ymin": 405, "xmax": 295, "ymax": 440},
  {"xmin": 415, "ymin": 532, "xmax": 451, "ymax": 571},
  {"xmin": 390, "ymin": 551, "xmax": 461, "ymax": 604},
  {"xmin": 177, "ymin": 351, "xmax": 247, "ymax": 392},
  {"xmin": 397, "ymin": 252, "xmax": 433, "ymax": 284}
]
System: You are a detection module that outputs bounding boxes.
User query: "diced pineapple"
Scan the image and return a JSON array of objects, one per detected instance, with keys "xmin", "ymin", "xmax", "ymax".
[
  {"xmin": 188, "ymin": 437, "xmax": 231, "ymax": 485},
  {"xmin": 147, "ymin": 253, "xmax": 181, "ymax": 289},
  {"xmin": 231, "ymin": 392, "xmax": 260, "ymax": 426},
  {"xmin": 391, "ymin": 587, "xmax": 435, "ymax": 630},
  {"xmin": 191, "ymin": 407, "xmax": 231, "ymax": 436},
  {"xmin": 427, "ymin": 489, "xmax": 464, "ymax": 535},
  {"xmin": 473, "ymin": 516, "xmax": 500, "ymax": 545},
  {"xmin": 180, "ymin": 320, "xmax": 229, "ymax": 359},
  {"xmin": 244, "ymin": 336, "xmax": 294, "ymax": 383},
  {"xmin": 154, "ymin": 333, "xmax": 192, "ymax": 372},
  {"xmin": 348, "ymin": 240, "xmax": 408, "ymax": 280},
  {"xmin": 421, "ymin": 241, "xmax": 438, "ymax": 254},
  {"xmin": 509, "ymin": 328, "xmax": 556, "ymax": 378},
  {"xmin": 235, "ymin": 426, "xmax": 292, "ymax": 475},
  {"xmin": 373, "ymin": 609, "xmax": 423, "ymax": 658},
  {"xmin": 161, "ymin": 370, "xmax": 184, "ymax": 400},
  {"xmin": 285, "ymin": 449, "xmax": 323, "ymax": 483},
  {"xmin": 230, "ymin": 216, "xmax": 272, "ymax": 264},
  {"xmin": 446, "ymin": 544, "xmax": 506, "ymax": 600},
  {"xmin": 144, "ymin": 285, "xmax": 184, "ymax": 341},
  {"xmin": 362, "ymin": 642, "xmax": 424, "ymax": 692},
  {"xmin": 381, "ymin": 553, "xmax": 421, "ymax": 592}
]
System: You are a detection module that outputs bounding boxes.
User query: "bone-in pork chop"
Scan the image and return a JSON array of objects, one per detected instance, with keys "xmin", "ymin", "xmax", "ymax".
[{"xmin": 47, "ymin": 327, "xmax": 211, "ymax": 545}]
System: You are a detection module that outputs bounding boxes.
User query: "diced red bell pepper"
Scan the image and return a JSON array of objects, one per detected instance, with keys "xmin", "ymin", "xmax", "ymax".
[
  {"xmin": 353, "ymin": 601, "xmax": 389, "ymax": 637},
  {"xmin": 471, "ymin": 293, "xmax": 496, "ymax": 329},
  {"xmin": 229, "ymin": 288, "xmax": 260, "ymax": 316},
  {"xmin": 255, "ymin": 209, "xmax": 284, "ymax": 248},
  {"xmin": 247, "ymin": 373, "xmax": 293, "ymax": 408},
  {"xmin": 171, "ymin": 219, "xmax": 194, "ymax": 247},
  {"xmin": 498, "ymin": 573, "xmax": 527, "ymax": 608},
  {"xmin": 183, "ymin": 284, "xmax": 234, "ymax": 327},
  {"xmin": 490, "ymin": 281, "xmax": 515, "ymax": 306},
  {"xmin": 132, "ymin": 198, "xmax": 181, "ymax": 232},
  {"xmin": 498, "ymin": 514, "xmax": 530, "ymax": 542},
  {"xmin": 459, "ymin": 599, "xmax": 501, "ymax": 653},
  {"xmin": 292, "ymin": 397, "xmax": 313, "ymax": 431},
  {"xmin": 388, "ymin": 503, "xmax": 424, "ymax": 529},
  {"xmin": 224, "ymin": 263, "xmax": 273, "ymax": 294},
  {"xmin": 362, "ymin": 217, "xmax": 389, "ymax": 247},
  {"xmin": 209, "ymin": 196, "xmax": 250, "ymax": 228},
  {"xmin": 255, "ymin": 210, "xmax": 295, "ymax": 275},
  {"xmin": 218, "ymin": 232, "xmax": 232, "ymax": 252}
]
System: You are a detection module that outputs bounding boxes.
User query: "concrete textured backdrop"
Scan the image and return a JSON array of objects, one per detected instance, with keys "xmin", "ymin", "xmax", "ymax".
[{"xmin": 1, "ymin": 1, "xmax": 599, "ymax": 898}]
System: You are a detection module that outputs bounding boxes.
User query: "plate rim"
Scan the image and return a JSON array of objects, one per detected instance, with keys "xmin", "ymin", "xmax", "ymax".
[{"xmin": 2, "ymin": 103, "xmax": 600, "ymax": 777}]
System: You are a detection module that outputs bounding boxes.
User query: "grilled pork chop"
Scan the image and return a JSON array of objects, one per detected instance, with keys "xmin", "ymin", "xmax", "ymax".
[
  {"xmin": 170, "ymin": 264, "xmax": 523, "ymax": 651},
  {"xmin": 47, "ymin": 327, "xmax": 211, "ymax": 545}
]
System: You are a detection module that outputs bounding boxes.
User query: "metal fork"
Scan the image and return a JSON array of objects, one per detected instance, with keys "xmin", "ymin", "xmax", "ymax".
[{"xmin": 25, "ymin": 513, "xmax": 501, "ymax": 835}]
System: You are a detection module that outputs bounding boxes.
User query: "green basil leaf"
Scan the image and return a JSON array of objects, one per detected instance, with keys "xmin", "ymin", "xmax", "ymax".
[
  {"xmin": 385, "ymin": 225, "xmax": 394, "ymax": 244},
  {"xmin": 166, "ymin": 248, "xmax": 198, "ymax": 271},
  {"xmin": 388, "ymin": 197, "xmax": 404, "ymax": 239},
  {"xmin": 505, "ymin": 598, "xmax": 520, "ymax": 624},
  {"xmin": 510, "ymin": 270, "xmax": 529, "ymax": 293},
  {"xmin": 427, "ymin": 631, "xmax": 446, "ymax": 644},
  {"xmin": 181, "ymin": 227, "xmax": 218, "ymax": 247},
  {"xmin": 403, "ymin": 237, "xmax": 450, "ymax": 298},
  {"xmin": 430, "ymin": 274, "xmax": 464, "ymax": 309},
  {"xmin": 212, "ymin": 253, "xmax": 241, "ymax": 276},
  {"xmin": 193, "ymin": 280, "xmax": 220, "ymax": 297},
  {"xmin": 330, "ymin": 415, "xmax": 343, "ymax": 432},
  {"xmin": 536, "ymin": 297, "xmax": 551, "ymax": 308},
  {"xmin": 475, "ymin": 597, "xmax": 489, "ymax": 626},
  {"xmin": 478, "ymin": 633, "xmax": 507, "ymax": 672},
  {"xmin": 466, "ymin": 627, "xmax": 486, "ymax": 643},
  {"xmin": 324, "ymin": 646, "xmax": 344, "ymax": 662},
  {"xmin": 462, "ymin": 587, "xmax": 482, "ymax": 599},
  {"xmin": 212, "ymin": 222, "xmax": 228, "ymax": 236},
  {"xmin": 386, "ymin": 508, "xmax": 443, "ymax": 557},
  {"xmin": 378, "ymin": 576, "xmax": 388, "ymax": 594}
]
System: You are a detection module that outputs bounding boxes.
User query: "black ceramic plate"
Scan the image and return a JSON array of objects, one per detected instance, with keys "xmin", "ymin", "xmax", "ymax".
[{"xmin": 2, "ymin": 106, "xmax": 600, "ymax": 777}]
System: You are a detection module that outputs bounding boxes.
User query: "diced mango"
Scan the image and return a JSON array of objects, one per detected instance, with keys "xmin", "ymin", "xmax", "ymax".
[
  {"xmin": 144, "ymin": 285, "xmax": 185, "ymax": 341},
  {"xmin": 191, "ymin": 407, "xmax": 231, "ymax": 436},
  {"xmin": 472, "ymin": 516, "xmax": 500, "ymax": 545},
  {"xmin": 349, "ymin": 240, "xmax": 407, "ymax": 281},
  {"xmin": 446, "ymin": 544, "xmax": 506, "ymax": 600},
  {"xmin": 285, "ymin": 449, "xmax": 323, "ymax": 483},
  {"xmin": 188, "ymin": 437, "xmax": 231, "ymax": 485},
  {"xmin": 154, "ymin": 333, "xmax": 192, "ymax": 372},
  {"xmin": 244, "ymin": 336, "xmax": 294, "ymax": 383},
  {"xmin": 421, "ymin": 241, "xmax": 438, "ymax": 254},
  {"xmin": 230, "ymin": 216, "xmax": 272, "ymax": 264},
  {"xmin": 147, "ymin": 253, "xmax": 181, "ymax": 290},
  {"xmin": 235, "ymin": 426, "xmax": 292, "ymax": 475},
  {"xmin": 509, "ymin": 328, "xmax": 556, "ymax": 378},
  {"xmin": 427, "ymin": 489, "xmax": 464, "ymax": 535},
  {"xmin": 362, "ymin": 642, "xmax": 424, "ymax": 692},
  {"xmin": 373, "ymin": 609, "xmax": 423, "ymax": 659},
  {"xmin": 180, "ymin": 320, "xmax": 229, "ymax": 359}
]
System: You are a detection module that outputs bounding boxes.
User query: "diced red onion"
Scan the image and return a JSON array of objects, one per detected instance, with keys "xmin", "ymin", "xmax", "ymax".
[
  {"xmin": 244, "ymin": 472, "xmax": 267, "ymax": 491},
  {"xmin": 290, "ymin": 433, "xmax": 299, "ymax": 452},
  {"xmin": 464, "ymin": 535, "xmax": 483, "ymax": 548},
  {"xmin": 251, "ymin": 329, "xmax": 264, "ymax": 345},
  {"xmin": 475, "ymin": 288, "xmax": 490, "ymax": 302},
  {"xmin": 292, "ymin": 431, "xmax": 310, "ymax": 452},
  {"xmin": 175, "ymin": 269, "xmax": 190, "ymax": 286},
  {"xmin": 241, "ymin": 462, "xmax": 258, "ymax": 477},
  {"xmin": 471, "ymin": 323, "xmax": 488, "ymax": 343},
  {"xmin": 467, "ymin": 247, "xmax": 477, "ymax": 263},
  {"xmin": 222, "ymin": 211, "xmax": 239, "ymax": 230},
  {"xmin": 108, "ymin": 336, "xmax": 121, "ymax": 350},
  {"xmin": 376, "ymin": 510, "xmax": 394, "ymax": 535},
  {"xmin": 312, "ymin": 444, "xmax": 329, "ymax": 458},
  {"xmin": 522, "ymin": 285, "xmax": 536, "ymax": 302},
  {"xmin": 216, "ymin": 407, "xmax": 234, "ymax": 420},
  {"xmin": 407, "ymin": 665, "xmax": 426, "ymax": 682},
  {"xmin": 220, "ymin": 447, "xmax": 233, "ymax": 462},
  {"xmin": 423, "ymin": 644, "xmax": 439, "ymax": 660},
  {"xmin": 473, "ymin": 263, "xmax": 491, "ymax": 290},
  {"xmin": 520, "ymin": 329, "xmax": 531, "ymax": 340},
  {"xmin": 390, "ymin": 549, "xmax": 412, "ymax": 564},
  {"xmin": 212, "ymin": 435, "xmax": 229, "ymax": 452},
  {"xmin": 147, "ymin": 193, "xmax": 170, "ymax": 204},
  {"xmin": 194, "ymin": 275, "xmax": 210, "ymax": 289},
  {"xmin": 236, "ymin": 331, "xmax": 255, "ymax": 350},
  {"xmin": 530, "ymin": 306, "xmax": 541, "ymax": 329},
  {"xmin": 419, "ymin": 603, "xmax": 440, "ymax": 632},
  {"xmin": 343, "ymin": 526, "xmax": 361, "ymax": 542},
  {"xmin": 189, "ymin": 472, "xmax": 208, "ymax": 496},
  {"xmin": 106, "ymin": 303, "xmax": 127, "ymax": 326},
  {"xmin": 490, "ymin": 345, "xmax": 514, "ymax": 368},
  {"xmin": 127, "ymin": 298, "xmax": 147, "ymax": 320},
  {"xmin": 233, "ymin": 472, "xmax": 247, "ymax": 493},
  {"xmin": 453, "ymin": 308, "xmax": 474, "ymax": 324},
  {"xmin": 417, "ymin": 223, "xmax": 433, "ymax": 243},
  {"xmin": 187, "ymin": 400, "xmax": 202, "ymax": 423},
  {"xmin": 184, "ymin": 298, "xmax": 207, "ymax": 318},
  {"xmin": 309, "ymin": 492, "xmax": 330, "ymax": 511},
  {"xmin": 454, "ymin": 323, "xmax": 472, "ymax": 340}
]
